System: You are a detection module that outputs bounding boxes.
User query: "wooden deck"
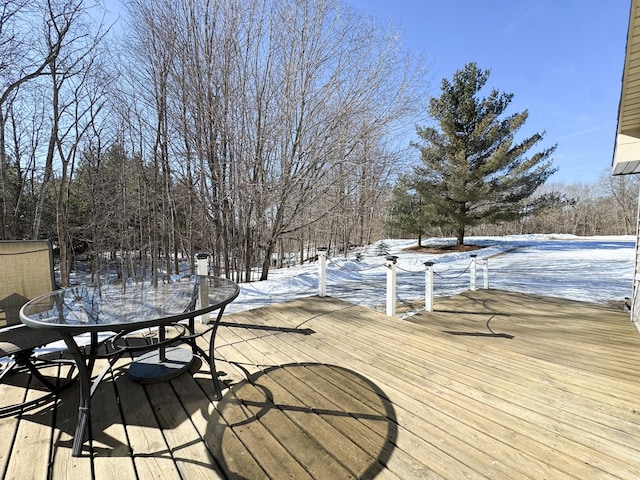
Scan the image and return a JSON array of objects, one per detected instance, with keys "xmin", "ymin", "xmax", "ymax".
[{"xmin": 1, "ymin": 288, "xmax": 640, "ymax": 479}]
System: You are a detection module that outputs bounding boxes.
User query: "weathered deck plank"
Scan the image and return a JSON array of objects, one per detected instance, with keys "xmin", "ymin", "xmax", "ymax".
[
  {"xmin": 238, "ymin": 301, "xmax": 572, "ymax": 479},
  {"xmin": 90, "ymin": 363, "xmax": 137, "ymax": 480},
  {"xmin": 49, "ymin": 380, "xmax": 92, "ymax": 480},
  {"xmin": 0, "ymin": 289, "xmax": 639, "ymax": 479},
  {"xmin": 4, "ymin": 367, "xmax": 56, "ymax": 480},
  {"xmin": 115, "ymin": 361, "xmax": 182, "ymax": 480}
]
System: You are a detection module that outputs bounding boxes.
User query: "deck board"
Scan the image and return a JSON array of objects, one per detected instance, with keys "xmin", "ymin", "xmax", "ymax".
[
  {"xmin": 1, "ymin": 289, "xmax": 640, "ymax": 479},
  {"xmin": 247, "ymin": 303, "xmax": 570, "ymax": 479},
  {"xmin": 115, "ymin": 363, "xmax": 182, "ymax": 480},
  {"xmin": 49, "ymin": 380, "xmax": 91, "ymax": 480},
  {"xmin": 91, "ymin": 363, "xmax": 137, "ymax": 480},
  {"xmin": 5, "ymin": 368, "xmax": 55, "ymax": 480}
]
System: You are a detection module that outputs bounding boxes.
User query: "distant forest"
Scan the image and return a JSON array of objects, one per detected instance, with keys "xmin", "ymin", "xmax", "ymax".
[
  {"xmin": 408, "ymin": 174, "xmax": 640, "ymax": 240},
  {"xmin": 1, "ymin": 0, "xmax": 635, "ymax": 285}
]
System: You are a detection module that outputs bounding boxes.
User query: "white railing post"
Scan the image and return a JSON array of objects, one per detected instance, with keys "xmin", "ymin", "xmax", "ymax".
[
  {"xmin": 318, "ymin": 247, "xmax": 327, "ymax": 297},
  {"xmin": 424, "ymin": 261, "xmax": 434, "ymax": 312},
  {"xmin": 470, "ymin": 254, "xmax": 477, "ymax": 291},
  {"xmin": 482, "ymin": 259, "xmax": 489, "ymax": 289},
  {"xmin": 196, "ymin": 252, "xmax": 210, "ymax": 323},
  {"xmin": 386, "ymin": 255, "xmax": 398, "ymax": 316}
]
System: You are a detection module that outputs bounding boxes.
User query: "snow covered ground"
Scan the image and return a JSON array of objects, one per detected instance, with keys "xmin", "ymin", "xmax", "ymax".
[
  {"xmin": 42, "ymin": 233, "xmax": 631, "ymax": 355},
  {"xmin": 226, "ymin": 234, "xmax": 636, "ymax": 316}
]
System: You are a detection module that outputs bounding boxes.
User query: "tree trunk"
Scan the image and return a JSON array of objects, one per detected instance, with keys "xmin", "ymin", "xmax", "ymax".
[
  {"xmin": 56, "ymin": 203, "xmax": 70, "ymax": 287},
  {"xmin": 456, "ymin": 227, "xmax": 465, "ymax": 246},
  {"xmin": 0, "ymin": 109, "xmax": 9, "ymax": 239},
  {"xmin": 260, "ymin": 242, "xmax": 275, "ymax": 281}
]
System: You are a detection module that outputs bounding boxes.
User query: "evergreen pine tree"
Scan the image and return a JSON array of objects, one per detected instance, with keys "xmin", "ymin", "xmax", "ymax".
[
  {"xmin": 387, "ymin": 175, "xmax": 431, "ymax": 246},
  {"xmin": 411, "ymin": 62, "xmax": 558, "ymax": 245}
]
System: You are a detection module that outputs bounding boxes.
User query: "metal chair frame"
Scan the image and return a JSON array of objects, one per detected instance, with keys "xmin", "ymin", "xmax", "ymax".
[{"xmin": 0, "ymin": 240, "xmax": 76, "ymax": 415}]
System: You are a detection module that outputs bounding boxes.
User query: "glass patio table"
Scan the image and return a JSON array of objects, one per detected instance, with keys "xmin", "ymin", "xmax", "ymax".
[{"xmin": 20, "ymin": 274, "xmax": 239, "ymax": 457}]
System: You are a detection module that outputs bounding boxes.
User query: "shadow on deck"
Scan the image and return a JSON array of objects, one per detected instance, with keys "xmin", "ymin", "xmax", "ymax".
[{"xmin": 1, "ymin": 289, "xmax": 639, "ymax": 479}]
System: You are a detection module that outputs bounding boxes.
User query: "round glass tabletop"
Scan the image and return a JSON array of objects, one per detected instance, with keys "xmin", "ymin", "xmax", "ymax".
[{"xmin": 20, "ymin": 275, "xmax": 240, "ymax": 333}]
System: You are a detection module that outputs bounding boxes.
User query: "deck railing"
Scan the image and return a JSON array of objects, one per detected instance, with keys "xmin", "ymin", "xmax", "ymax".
[{"xmin": 317, "ymin": 248, "xmax": 489, "ymax": 316}]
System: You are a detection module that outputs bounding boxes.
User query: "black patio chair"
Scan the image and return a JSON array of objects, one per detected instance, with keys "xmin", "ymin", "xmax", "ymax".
[{"xmin": 0, "ymin": 240, "xmax": 76, "ymax": 415}]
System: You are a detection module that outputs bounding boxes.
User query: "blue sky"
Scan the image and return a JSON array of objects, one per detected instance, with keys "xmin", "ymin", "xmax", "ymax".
[
  {"xmin": 349, "ymin": 0, "xmax": 630, "ymax": 185},
  {"xmin": 103, "ymin": 0, "xmax": 630, "ymax": 185}
]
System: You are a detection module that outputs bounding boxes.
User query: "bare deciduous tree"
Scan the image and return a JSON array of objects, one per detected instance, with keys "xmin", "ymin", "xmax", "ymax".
[
  {"xmin": 0, "ymin": 0, "xmax": 75, "ymax": 239},
  {"xmin": 122, "ymin": 0, "xmax": 427, "ymax": 281}
]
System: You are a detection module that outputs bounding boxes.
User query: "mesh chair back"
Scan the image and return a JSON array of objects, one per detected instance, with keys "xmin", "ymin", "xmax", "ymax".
[{"xmin": 0, "ymin": 241, "xmax": 55, "ymax": 328}]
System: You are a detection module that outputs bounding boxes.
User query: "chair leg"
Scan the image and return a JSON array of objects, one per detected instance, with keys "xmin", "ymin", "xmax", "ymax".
[
  {"xmin": 0, "ymin": 359, "xmax": 17, "ymax": 383},
  {"xmin": 0, "ymin": 351, "xmax": 78, "ymax": 417},
  {"xmin": 16, "ymin": 352, "xmax": 58, "ymax": 391}
]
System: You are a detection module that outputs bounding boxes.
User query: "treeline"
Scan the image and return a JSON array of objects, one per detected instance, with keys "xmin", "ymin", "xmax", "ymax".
[
  {"xmin": 386, "ymin": 174, "xmax": 640, "ymax": 240},
  {"xmin": 494, "ymin": 175, "xmax": 640, "ymax": 237},
  {"xmin": 0, "ymin": 0, "xmax": 426, "ymax": 284}
]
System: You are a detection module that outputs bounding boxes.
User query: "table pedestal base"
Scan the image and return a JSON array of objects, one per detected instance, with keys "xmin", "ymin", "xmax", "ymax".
[{"xmin": 129, "ymin": 347, "xmax": 194, "ymax": 384}]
